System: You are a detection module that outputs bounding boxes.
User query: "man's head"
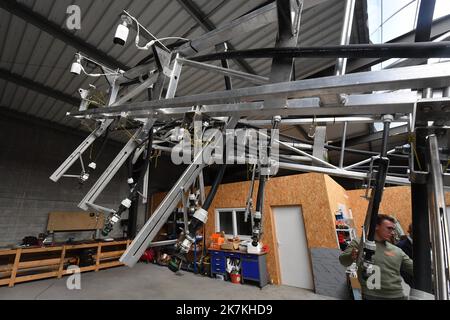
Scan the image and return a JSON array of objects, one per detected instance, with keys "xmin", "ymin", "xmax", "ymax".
[{"xmin": 375, "ymin": 214, "xmax": 396, "ymax": 242}]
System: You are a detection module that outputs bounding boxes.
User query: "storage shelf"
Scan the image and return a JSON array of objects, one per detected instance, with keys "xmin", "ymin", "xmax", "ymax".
[{"xmin": 0, "ymin": 240, "xmax": 130, "ymax": 287}]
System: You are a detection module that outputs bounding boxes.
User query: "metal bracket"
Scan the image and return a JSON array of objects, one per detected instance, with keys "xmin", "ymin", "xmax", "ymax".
[{"xmin": 416, "ymin": 97, "xmax": 450, "ymax": 124}]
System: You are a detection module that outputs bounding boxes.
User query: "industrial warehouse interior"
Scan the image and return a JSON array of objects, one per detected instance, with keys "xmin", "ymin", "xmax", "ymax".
[{"xmin": 1, "ymin": 0, "xmax": 450, "ymax": 305}]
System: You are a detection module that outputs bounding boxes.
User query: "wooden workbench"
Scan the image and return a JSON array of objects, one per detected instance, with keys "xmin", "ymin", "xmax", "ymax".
[{"xmin": 0, "ymin": 240, "xmax": 130, "ymax": 287}]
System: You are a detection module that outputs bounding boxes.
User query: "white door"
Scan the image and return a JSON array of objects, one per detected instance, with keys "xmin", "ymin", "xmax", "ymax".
[{"xmin": 273, "ymin": 206, "xmax": 314, "ymax": 290}]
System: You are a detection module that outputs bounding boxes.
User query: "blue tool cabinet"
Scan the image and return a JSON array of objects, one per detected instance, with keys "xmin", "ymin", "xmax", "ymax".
[{"xmin": 208, "ymin": 249, "xmax": 269, "ymax": 288}]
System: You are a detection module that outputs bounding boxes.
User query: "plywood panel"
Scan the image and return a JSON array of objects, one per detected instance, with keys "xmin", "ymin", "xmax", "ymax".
[
  {"xmin": 348, "ymin": 186, "xmax": 450, "ymax": 237},
  {"xmin": 348, "ymin": 186, "xmax": 415, "ymax": 236},
  {"xmin": 47, "ymin": 212, "xmax": 104, "ymax": 231},
  {"xmin": 346, "ymin": 190, "xmax": 369, "ymax": 237},
  {"xmin": 324, "ymin": 175, "xmax": 350, "ymax": 219}
]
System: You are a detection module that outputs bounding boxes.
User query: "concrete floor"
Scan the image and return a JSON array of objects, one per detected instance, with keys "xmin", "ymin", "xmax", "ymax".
[{"xmin": 0, "ymin": 263, "xmax": 335, "ymax": 300}]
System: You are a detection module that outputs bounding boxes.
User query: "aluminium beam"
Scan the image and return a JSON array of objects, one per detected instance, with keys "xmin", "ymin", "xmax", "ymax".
[
  {"xmin": 0, "ymin": 0, "xmax": 128, "ymax": 71},
  {"xmin": 120, "ymin": 116, "xmax": 240, "ymax": 267},
  {"xmin": 175, "ymin": 0, "xmax": 256, "ymax": 75},
  {"xmin": 50, "ymin": 80, "xmax": 122, "ymax": 182},
  {"xmin": 71, "ymin": 91, "xmax": 418, "ymax": 120},
  {"xmin": 131, "ymin": 0, "xmax": 329, "ymax": 79},
  {"xmin": 271, "ymin": 134, "xmax": 336, "ymax": 169},
  {"xmin": 412, "ymin": 2, "xmax": 437, "ymax": 296},
  {"xmin": 111, "ymin": 73, "xmax": 158, "ymax": 106},
  {"xmin": 175, "ymin": 2, "xmax": 278, "ymax": 57},
  {"xmin": 277, "ymin": 161, "xmax": 410, "ymax": 186},
  {"xmin": 177, "ymin": 58, "xmax": 268, "ymax": 85},
  {"xmin": 240, "ymin": 116, "xmax": 409, "ymax": 126},
  {"xmin": 67, "ymin": 62, "xmax": 449, "ymax": 116},
  {"xmin": 335, "ymin": 0, "xmax": 356, "ymax": 168},
  {"xmin": 176, "ymin": 0, "xmax": 330, "ymax": 58},
  {"xmin": 331, "ymin": 124, "xmax": 409, "ymax": 147},
  {"xmin": 312, "ymin": 126, "xmax": 327, "ymax": 166},
  {"xmin": 50, "ymin": 119, "xmax": 114, "ymax": 182},
  {"xmin": 344, "ymin": 149, "xmax": 396, "ymax": 171},
  {"xmin": 426, "ymin": 134, "xmax": 450, "ymax": 300},
  {"xmin": 78, "ymin": 51, "xmax": 182, "ymax": 210},
  {"xmin": 78, "ymin": 123, "xmax": 154, "ymax": 210},
  {"xmin": 264, "ymin": 0, "xmax": 303, "ymax": 110}
]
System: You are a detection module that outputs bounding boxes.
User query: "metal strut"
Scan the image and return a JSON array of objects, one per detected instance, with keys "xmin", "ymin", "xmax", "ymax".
[
  {"xmin": 120, "ymin": 116, "xmax": 239, "ymax": 267},
  {"xmin": 102, "ymin": 129, "xmax": 153, "ymax": 236},
  {"xmin": 251, "ymin": 115, "xmax": 281, "ymax": 247},
  {"xmin": 360, "ymin": 114, "xmax": 393, "ymax": 279},
  {"xmin": 426, "ymin": 134, "xmax": 450, "ymax": 300}
]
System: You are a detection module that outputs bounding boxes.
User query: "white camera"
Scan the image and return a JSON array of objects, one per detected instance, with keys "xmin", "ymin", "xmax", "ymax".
[
  {"xmin": 114, "ymin": 23, "xmax": 129, "ymax": 45},
  {"xmin": 114, "ymin": 16, "xmax": 132, "ymax": 45},
  {"xmin": 70, "ymin": 59, "xmax": 82, "ymax": 75}
]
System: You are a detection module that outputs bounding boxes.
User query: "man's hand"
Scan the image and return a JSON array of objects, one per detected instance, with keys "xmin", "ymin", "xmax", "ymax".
[{"xmin": 351, "ymin": 248, "xmax": 359, "ymax": 261}]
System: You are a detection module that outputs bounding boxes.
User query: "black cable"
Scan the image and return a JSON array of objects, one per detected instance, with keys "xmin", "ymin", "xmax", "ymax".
[
  {"xmin": 190, "ymin": 42, "xmax": 450, "ymax": 62},
  {"xmin": 203, "ymin": 165, "xmax": 227, "ymax": 210}
]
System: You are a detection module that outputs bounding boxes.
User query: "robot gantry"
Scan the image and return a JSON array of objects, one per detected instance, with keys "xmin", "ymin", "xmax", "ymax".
[{"xmin": 50, "ymin": 0, "xmax": 450, "ymax": 299}]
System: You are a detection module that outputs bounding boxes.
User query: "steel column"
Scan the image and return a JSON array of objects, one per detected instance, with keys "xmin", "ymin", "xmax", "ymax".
[
  {"xmin": 411, "ymin": 0, "xmax": 437, "ymax": 293},
  {"xmin": 426, "ymin": 134, "xmax": 450, "ymax": 299},
  {"xmin": 336, "ymin": 0, "xmax": 356, "ymax": 168}
]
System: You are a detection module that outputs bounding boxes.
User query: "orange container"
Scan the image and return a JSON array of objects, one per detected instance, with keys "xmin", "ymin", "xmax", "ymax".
[
  {"xmin": 210, "ymin": 233, "xmax": 225, "ymax": 250},
  {"xmin": 230, "ymin": 272, "xmax": 241, "ymax": 284}
]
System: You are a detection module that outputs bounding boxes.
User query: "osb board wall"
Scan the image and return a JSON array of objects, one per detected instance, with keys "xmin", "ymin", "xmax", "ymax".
[
  {"xmin": 150, "ymin": 173, "xmax": 339, "ymax": 285},
  {"xmin": 347, "ymin": 186, "xmax": 450, "ymax": 237},
  {"xmin": 347, "ymin": 186, "xmax": 412, "ymax": 235},
  {"xmin": 323, "ymin": 175, "xmax": 350, "ymax": 220}
]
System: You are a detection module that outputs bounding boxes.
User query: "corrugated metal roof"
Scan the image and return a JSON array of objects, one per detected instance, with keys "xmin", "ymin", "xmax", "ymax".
[{"xmin": 0, "ymin": 0, "xmax": 365, "ymax": 144}]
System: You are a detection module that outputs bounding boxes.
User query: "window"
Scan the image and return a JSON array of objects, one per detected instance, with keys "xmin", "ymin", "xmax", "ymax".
[
  {"xmin": 215, "ymin": 208, "xmax": 253, "ymax": 238},
  {"xmin": 367, "ymin": 0, "xmax": 450, "ymax": 70}
]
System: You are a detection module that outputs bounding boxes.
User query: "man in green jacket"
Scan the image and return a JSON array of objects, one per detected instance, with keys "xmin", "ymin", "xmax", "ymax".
[{"xmin": 339, "ymin": 214, "xmax": 413, "ymax": 300}]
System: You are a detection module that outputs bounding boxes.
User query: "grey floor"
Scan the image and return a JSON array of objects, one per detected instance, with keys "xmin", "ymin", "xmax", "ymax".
[{"xmin": 0, "ymin": 263, "xmax": 335, "ymax": 300}]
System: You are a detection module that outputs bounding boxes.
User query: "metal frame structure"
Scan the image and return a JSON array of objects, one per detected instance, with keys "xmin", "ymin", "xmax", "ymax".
[{"xmin": 48, "ymin": 0, "xmax": 450, "ymax": 299}]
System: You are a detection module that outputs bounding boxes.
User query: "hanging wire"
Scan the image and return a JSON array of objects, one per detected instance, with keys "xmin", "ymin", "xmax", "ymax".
[{"xmin": 123, "ymin": 10, "xmax": 190, "ymax": 52}]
